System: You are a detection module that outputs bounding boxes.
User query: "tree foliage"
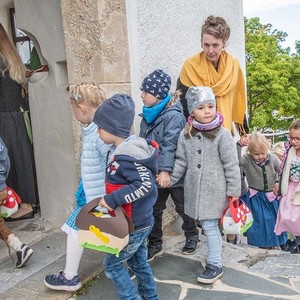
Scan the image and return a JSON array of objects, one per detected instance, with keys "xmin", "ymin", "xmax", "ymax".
[{"xmin": 244, "ymin": 17, "xmax": 300, "ymax": 131}]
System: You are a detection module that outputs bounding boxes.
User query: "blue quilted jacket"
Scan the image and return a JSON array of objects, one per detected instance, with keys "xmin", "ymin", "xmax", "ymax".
[{"xmin": 81, "ymin": 122, "xmax": 111, "ymax": 202}]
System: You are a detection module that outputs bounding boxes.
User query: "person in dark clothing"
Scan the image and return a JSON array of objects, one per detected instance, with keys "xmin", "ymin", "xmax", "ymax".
[
  {"xmin": 0, "ymin": 23, "xmax": 38, "ymax": 221},
  {"xmin": 139, "ymin": 69, "xmax": 199, "ymax": 261}
]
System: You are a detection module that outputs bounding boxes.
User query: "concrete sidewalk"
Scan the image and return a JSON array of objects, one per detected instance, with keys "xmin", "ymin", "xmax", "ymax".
[{"xmin": 1, "ymin": 214, "xmax": 300, "ymax": 299}]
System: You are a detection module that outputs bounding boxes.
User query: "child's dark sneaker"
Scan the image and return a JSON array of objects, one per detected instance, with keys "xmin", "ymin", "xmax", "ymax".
[
  {"xmin": 147, "ymin": 244, "xmax": 163, "ymax": 262},
  {"xmin": 288, "ymin": 240, "xmax": 299, "ymax": 254},
  {"xmin": 16, "ymin": 244, "xmax": 33, "ymax": 268},
  {"xmin": 197, "ymin": 263, "xmax": 223, "ymax": 284},
  {"xmin": 44, "ymin": 270, "xmax": 82, "ymax": 291},
  {"xmin": 226, "ymin": 234, "xmax": 241, "ymax": 245},
  {"xmin": 280, "ymin": 242, "xmax": 290, "ymax": 252},
  {"xmin": 182, "ymin": 235, "xmax": 199, "ymax": 254}
]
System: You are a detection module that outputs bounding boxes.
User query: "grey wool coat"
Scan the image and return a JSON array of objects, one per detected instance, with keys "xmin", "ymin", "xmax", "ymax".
[{"xmin": 170, "ymin": 126, "xmax": 241, "ymax": 221}]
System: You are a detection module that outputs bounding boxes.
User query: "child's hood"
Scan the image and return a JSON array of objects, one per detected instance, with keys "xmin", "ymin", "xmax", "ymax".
[
  {"xmin": 161, "ymin": 90, "xmax": 184, "ymax": 115},
  {"xmin": 112, "ymin": 137, "xmax": 159, "ymax": 174}
]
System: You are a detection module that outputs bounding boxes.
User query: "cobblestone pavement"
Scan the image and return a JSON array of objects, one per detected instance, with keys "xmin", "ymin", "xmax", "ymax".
[
  {"xmin": 1, "ymin": 216, "xmax": 300, "ymax": 299},
  {"xmin": 75, "ymin": 219, "xmax": 300, "ymax": 300}
]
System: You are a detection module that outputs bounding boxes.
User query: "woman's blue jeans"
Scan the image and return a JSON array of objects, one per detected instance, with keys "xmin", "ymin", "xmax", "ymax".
[
  {"xmin": 200, "ymin": 219, "xmax": 222, "ymax": 268},
  {"xmin": 103, "ymin": 225, "xmax": 159, "ymax": 300}
]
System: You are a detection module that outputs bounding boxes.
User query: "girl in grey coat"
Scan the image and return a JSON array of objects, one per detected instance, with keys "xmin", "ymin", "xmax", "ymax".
[{"xmin": 168, "ymin": 86, "xmax": 241, "ymax": 284}]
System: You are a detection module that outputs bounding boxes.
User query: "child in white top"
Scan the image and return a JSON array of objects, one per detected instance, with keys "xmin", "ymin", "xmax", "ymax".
[
  {"xmin": 272, "ymin": 141, "xmax": 298, "ymax": 253},
  {"xmin": 44, "ymin": 82, "xmax": 110, "ymax": 291},
  {"xmin": 166, "ymin": 86, "xmax": 241, "ymax": 284},
  {"xmin": 275, "ymin": 119, "xmax": 300, "ymax": 252}
]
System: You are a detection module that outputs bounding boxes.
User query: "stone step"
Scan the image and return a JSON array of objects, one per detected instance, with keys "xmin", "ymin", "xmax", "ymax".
[{"xmin": 0, "ymin": 218, "xmax": 105, "ymax": 300}]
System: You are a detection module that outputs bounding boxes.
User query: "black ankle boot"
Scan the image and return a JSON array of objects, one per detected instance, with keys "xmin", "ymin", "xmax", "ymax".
[
  {"xmin": 280, "ymin": 242, "xmax": 290, "ymax": 252},
  {"xmin": 288, "ymin": 240, "xmax": 299, "ymax": 254}
]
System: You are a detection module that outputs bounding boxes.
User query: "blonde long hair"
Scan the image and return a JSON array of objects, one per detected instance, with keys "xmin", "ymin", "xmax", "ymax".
[{"xmin": 0, "ymin": 23, "xmax": 27, "ymax": 84}]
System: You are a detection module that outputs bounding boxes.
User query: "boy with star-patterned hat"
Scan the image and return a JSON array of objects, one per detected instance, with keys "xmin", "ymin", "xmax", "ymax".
[{"xmin": 139, "ymin": 69, "xmax": 199, "ymax": 261}]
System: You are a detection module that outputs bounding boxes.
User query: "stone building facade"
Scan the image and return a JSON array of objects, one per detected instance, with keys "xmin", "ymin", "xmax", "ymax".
[{"xmin": 0, "ymin": 0, "xmax": 245, "ymax": 226}]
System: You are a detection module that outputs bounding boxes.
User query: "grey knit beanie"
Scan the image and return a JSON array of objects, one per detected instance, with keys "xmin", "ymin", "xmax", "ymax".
[
  {"xmin": 93, "ymin": 94, "xmax": 135, "ymax": 138},
  {"xmin": 186, "ymin": 86, "xmax": 216, "ymax": 115}
]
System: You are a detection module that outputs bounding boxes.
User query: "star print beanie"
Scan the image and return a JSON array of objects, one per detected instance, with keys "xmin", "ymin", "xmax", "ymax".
[
  {"xmin": 93, "ymin": 93, "xmax": 135, "ymax": 138},
  {"xmin": 140, "ymin": 69, "xmax": 171, "ymax": 100}
]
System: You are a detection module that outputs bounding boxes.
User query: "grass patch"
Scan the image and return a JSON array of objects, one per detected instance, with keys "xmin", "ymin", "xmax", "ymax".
[{"xmin": 74, "ymin": 275, "xmax": 99, "ymax": 296}]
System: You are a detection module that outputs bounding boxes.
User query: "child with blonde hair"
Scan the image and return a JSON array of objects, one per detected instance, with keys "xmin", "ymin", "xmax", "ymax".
[
  {"xmin": 240, "ymin": 132, "xmax": 287, "ymax": 248},
  {"xmin": 275, "ymin": 119, "xmax": 300, "ymax": 253},
  {"xmin": 44, "ymin": 82, "xmax": 110, "ymax": 291},
  {"xmin": 166, "ymin": 86, "xmax": 241, "ymax": 284}
]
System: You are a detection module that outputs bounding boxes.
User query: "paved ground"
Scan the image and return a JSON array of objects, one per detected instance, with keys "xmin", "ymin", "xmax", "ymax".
[{"xmin": 1, "ymin": 214, "xmax": 300, "ymax": 300}]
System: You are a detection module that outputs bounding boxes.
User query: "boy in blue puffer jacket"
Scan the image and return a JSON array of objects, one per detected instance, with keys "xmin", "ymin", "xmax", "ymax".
[{"xmin": 139, "ymin": 69, "xmax": 199, "ymax": 261}]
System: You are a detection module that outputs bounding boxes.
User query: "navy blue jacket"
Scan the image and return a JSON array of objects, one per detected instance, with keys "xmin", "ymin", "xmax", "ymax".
[
  {"xmin": 104, "ymin": 136, "xmax": 159, "ymax": 230},
  {"xmin": 139, "ymin": 101, "xmax": 185, "ymax": 172}
]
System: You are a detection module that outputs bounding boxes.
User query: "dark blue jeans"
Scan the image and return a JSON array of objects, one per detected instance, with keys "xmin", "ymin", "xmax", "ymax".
[
  {"xmin": 148, "ymin": 187, "xmax": 198, "ymax": 247},
  {"xmin": 103, "ymin": 225, "xmax": 159, "ymax": 300}
]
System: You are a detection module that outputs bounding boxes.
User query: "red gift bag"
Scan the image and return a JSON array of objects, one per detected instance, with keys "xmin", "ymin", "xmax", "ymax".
[
  {"xmin": 220, "ymin": 198, "xmax": 253, "ymax": 235},
  {"xmin": 0, "ymin": 187, "xmax": 22, "ymax": 218}
]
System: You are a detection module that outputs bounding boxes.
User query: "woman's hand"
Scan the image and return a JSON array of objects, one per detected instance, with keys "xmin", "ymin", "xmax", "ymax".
[
  {"xmin": 98, "ymin": 197, "xmax": 113, "ymax": 211},
  {"xmin": 239, "ymin": 134, "xmax": 250, "ymax": 147},
  {"xmin": 157, "ymin": 171, "xmax": 171, "ymax": 188}
]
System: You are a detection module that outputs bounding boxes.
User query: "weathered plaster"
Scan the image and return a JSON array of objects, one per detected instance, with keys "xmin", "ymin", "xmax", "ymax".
[
  {"xmin": 61, "ymin": 0, "xmax": 130, "ymax": 87},
  {"xmin": 4, "ymin": 0, "xmax": 245, "ymax": 227},
  {"xmin": 126, "ymin": 0, "xmax": 245, "ymax": 133}
]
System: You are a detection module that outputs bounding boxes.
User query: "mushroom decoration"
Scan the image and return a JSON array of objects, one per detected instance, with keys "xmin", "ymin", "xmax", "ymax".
[
  {"xmin": 0, "ymin": 187, "xmax": 22, "ymax": 218},
  {"xmin": 220, "ymin": 198, "xmax": 253, "ymax": 235}
]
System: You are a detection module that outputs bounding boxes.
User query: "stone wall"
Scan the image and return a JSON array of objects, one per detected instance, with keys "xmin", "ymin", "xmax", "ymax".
[
  {"xmin": 126, "ymin": 0, "xmax": 245, "ymax": 133},
  {"xmin": 10, "ymin": 0, "xmax": 245, "ymax": 226},
  {"xmin": 15, "ymin": 0, "xmax": 78, "ymax": 225},
  {"xmin": 61, "ymin": 0, "xmax": 131, "ymax": 93}
]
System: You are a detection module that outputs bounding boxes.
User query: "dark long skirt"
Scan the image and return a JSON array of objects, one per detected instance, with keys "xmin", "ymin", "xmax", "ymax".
[
  {"xmin": 243, "ymin": 191, "xmax": 286, "ymax": 247},
  {"xmin": 0, "ymin": 110, "xmax": 38, "ymax": 205}
]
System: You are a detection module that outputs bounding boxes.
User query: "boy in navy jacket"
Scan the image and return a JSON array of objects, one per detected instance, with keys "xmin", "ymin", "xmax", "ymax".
[
  {"xmin": 139, "ymin": 69, "xmax": 199, "ymax": 261},
  {"xmin": 93, "ymin": 94, "xmax": 159, "ymax": 300}
]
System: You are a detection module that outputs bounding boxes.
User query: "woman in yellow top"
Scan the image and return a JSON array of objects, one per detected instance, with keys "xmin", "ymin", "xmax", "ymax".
[{"xmin": 177, "ymin": 15, "xmax": 247, "ymax": 137}]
